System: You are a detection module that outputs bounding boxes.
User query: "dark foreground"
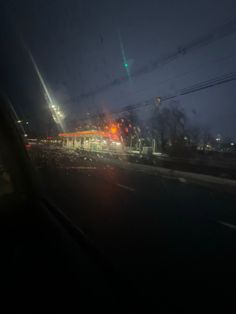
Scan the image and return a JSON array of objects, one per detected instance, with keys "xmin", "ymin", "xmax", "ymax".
[{"xmin": 32, "ymin": 147, "xmax": 236, "ymax": 312}]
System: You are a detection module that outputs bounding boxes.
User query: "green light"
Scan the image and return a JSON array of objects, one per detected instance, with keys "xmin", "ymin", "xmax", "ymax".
[{"xmin": 124, "ymin": 63, "xmax": 128, "ymax": 68}]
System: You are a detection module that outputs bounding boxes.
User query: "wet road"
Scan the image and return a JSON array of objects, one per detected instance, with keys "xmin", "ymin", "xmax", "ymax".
[{"xmin": 35, "ymin": 148, "xmax": 236, "ymax": 312}]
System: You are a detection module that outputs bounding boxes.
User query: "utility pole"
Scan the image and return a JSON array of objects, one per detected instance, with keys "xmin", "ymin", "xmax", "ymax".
[
  {"xmin": 152, "ymin": 139, "xmax": 156, "ymax": 153},
  {"xmin": 130, "ymin": 135, "xmax": 133, "ymax": 150}
]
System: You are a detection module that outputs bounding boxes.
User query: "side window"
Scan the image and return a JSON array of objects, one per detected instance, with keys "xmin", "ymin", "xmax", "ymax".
[{"xmin": 0, "ymin": 151, "xmax": 13, "ymax": 198}]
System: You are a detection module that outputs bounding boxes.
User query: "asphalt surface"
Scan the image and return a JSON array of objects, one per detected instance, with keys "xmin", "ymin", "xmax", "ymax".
[{"xmin": 32, "ymin": 147, "xmax": 236, "ymax": 312}]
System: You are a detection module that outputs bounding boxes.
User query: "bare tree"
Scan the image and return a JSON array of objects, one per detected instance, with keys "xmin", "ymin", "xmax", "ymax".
[
  {"xmin": 186, "ymin": 125, "xmax": 201, "ymax": 145},
  {"xmin": 199, "ymin": 126, "xmax": 214, "ymax": 151},
  {"xmin": 116, "ymin": 111, "xmax": 140, "ymax": 147},
  {"xmin": 150, "ymin": 101, "xmax": 187, "ymax": 153}
]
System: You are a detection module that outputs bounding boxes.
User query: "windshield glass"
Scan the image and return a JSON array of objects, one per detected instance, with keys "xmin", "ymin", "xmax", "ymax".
[{"xmin": 1, "ymin": 0, "xmax": 236, "ymax": 311}]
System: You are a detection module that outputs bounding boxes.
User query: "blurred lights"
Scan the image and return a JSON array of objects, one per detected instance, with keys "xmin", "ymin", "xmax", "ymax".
[
  {"xmin": 26, "ymin": 48, "xmax": 65, "ymax": 130},
  {"xmin": 111, "ymin": 141, "xmax": 121, "ymax": 145},
  {"xmin": 111, "ymin": 126, "xmax": 117, "ymax": 134},
  {"xmin": 216, "ymin": 134, "xmax": 221, "ymax": 142},
  {"xmin": 50, "ymin": 103, "xmax": 65, "ymax": 124}
]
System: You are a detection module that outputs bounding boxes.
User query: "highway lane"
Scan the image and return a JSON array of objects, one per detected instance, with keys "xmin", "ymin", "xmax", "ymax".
[{"xmin": 35, "ymin": 149, "xmax": 236, "ymax": 312}]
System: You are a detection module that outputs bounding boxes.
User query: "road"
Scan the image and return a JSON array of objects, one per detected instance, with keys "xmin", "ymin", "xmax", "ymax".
[{"xmin": 33, "ymin": 147, "xmax": 236, "ymax": 312}]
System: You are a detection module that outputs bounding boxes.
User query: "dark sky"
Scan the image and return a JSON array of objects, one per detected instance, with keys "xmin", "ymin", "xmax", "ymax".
[{"xmin": 1, "ymin": 0, "xmax": 236, "ymax": 138}]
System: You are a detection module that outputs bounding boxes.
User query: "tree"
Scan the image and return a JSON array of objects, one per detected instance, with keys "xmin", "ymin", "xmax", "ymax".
[
  {"xmin": 150, "ymin": 101, "xmax": 187, "ymax": 153},
  {"xmin": 199, "ymin": 126, "xmax": 214, "ymax": 151},
  {"xmin": 116, "ymin": 111, "xmax": 141, "ymax": 148},
  {"xmin": 186, "ymin": 125, "xmax": 201, "ymax": 146}
]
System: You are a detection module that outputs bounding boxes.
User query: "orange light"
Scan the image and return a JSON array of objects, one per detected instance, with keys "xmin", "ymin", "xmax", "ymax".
[
  {"xmin": 58, "ymin": 130, "xmax": 121, "ymax": 142},
  {"xmin": 59, "ymin": 131, "xmax": 106, "ymax": 137},
  {"xmin": 110, "ymin": 126, "xmax": 117, "ymax": 134}
]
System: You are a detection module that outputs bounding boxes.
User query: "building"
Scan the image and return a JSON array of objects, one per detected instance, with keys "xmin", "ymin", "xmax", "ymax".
[{"xmin": 58, "ymin": 130, "xmax": 123, "ymax": 153}]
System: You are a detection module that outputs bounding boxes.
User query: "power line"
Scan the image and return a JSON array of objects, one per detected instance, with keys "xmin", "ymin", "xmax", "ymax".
[
  {"xmin": 112, "ymin": 49, "xmax": 236, "ymax": 109},
  {"xmin": 124, "ymin": 71, "xmax": 236, "ymax": 112},
  {"xmin": 77, "ymin": 16, "xmax": 236, "ymax": 100},
  {"xmin": 71, "ymin": 46, "xmax": 236, "ymax": 120},
  {"xmin": 79, "ymin": 70, "xmax": 236, "ymax": 121}
]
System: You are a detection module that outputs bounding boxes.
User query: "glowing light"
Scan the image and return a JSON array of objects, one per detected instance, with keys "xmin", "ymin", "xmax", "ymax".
[
  {"xmin": 26, "ymin": 48, "xmax": 65, "ymax": 130},
  {"xmin": 118, "ymin": 30, "xmax": 131, "ymax": 81},
  {"xmin": 111, "ymin": 126, "xmax": 117, "ymax": 134},
  {"xmin": 59, "ymin": 130, "xmax": 121, "ymax": 143},
  {"xmin": 17, "ymin": 120, "xmax": 22, "ymax": 123}
]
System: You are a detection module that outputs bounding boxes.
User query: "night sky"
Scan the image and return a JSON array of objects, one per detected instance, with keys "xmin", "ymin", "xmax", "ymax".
[{"xmin": 1, "ymin": 0, "xmax": 236, "ymax": 138}]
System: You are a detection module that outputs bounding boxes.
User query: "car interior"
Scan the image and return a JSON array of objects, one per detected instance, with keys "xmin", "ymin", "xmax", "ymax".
[{"xmin": 0, "ymin": 93, "xmax": 129, "ymax": 313}]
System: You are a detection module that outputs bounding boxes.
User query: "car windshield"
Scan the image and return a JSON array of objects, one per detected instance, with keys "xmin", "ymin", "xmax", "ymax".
[{"xmin": 1, "ymin": 0, "xmax": 236, "ymax": 310}]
